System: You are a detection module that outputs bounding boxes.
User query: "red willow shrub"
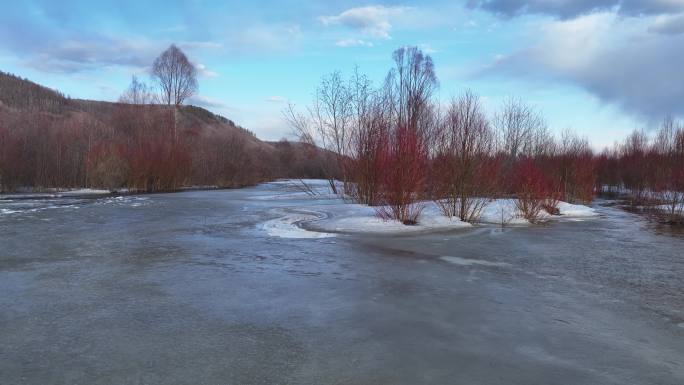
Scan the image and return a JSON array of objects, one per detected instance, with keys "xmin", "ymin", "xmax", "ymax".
[
  {"xmin": 541, "ymin": 171, "xmax": 563, "ymax": 216},
  {"xmin": 513, "ymin": 159, "xmax": 551, "ymax": 222},
  {"xmin": 620, "ymin": 130, "xmax": 650, "ymax": 205},
  {"xmin": 375, "ymin": 125, "xmax": 428, "ymax": 225},
  {"xmin": 350, "ymin": 115, "xmax": 388, "ymax": 206},
  {"xmin": 432, "ymin": 92, "xmax": 498, "ymax": 223},
  {"xmin": 653, "ymin": 167, "xmax": 684, "ymax": 223},
  {"xmin": 86, "ymin": 142, "xmax": 129, "ymax": 190},
  {"xmin": 561, "ymin": 144, "xmax": 597, "ymax": 203},
  {"xmin": 591, "ymin": 120, "xmax": 684, "ymax": 225},
  {"xmin": 595, "ymin": 148, "xmax": 621, "ymax": 195},
  {"xmin": 649, "ymin": 120, "xmax": 684, "ymax": 222}
]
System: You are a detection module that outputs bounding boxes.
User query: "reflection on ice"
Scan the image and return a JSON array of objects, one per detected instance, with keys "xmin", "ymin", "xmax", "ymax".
[
  {"xmin": 261, "ymin": 208, "xmax": 335, "ymax": 239},
  {"xmin": 0, "ymin": 195, "xmax": 149, "ymax": 217},
  {"xmin": 440, "ymin": 256, "xmax": 510, "ymax": 267}
]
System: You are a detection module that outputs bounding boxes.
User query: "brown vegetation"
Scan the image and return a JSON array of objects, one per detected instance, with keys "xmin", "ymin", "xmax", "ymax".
[
  {"xmin": 2, "ymin": 43, "xmax": 682, "ymax": 228},
  {"xmin": 289, "ymin": 46, "xmax": 683, "ymax": 226},
  {"xmin": 0, "ymin": 73, "xmax": 330, "ymax": 192}
]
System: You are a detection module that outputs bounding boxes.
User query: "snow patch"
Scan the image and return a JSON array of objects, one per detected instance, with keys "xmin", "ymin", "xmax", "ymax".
[
  {"xmin": 479, "ymin": 199, "xmax": 528, "ymax": 225},
  {"xmin": 556, "ymin": 201, "xmax": 598, "ymax": 217},
  {"xmin": 256, "ymin": 179, "xmax": 598, "ymax": 236},
  {"xmin": 311, "ymin": 202, "xmax": 471, "ymax": 235}
]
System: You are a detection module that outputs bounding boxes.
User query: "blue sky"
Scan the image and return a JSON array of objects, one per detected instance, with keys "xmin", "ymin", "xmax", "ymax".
[{"xmin": 2, "ymin": 0, "xmax": 683, "ymax": 148}]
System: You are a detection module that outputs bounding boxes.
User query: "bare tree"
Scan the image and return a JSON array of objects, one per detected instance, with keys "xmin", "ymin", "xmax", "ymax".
[
  {"xmin": 386, "ymin": 46, "xmax": 438, "ymax": 134},
  {"xmin": 494, "ymin": 98, "xmax": 546, "ymax": 159},
  {"xmin": 284, "ymin": 71, "xmax": 353, "ymax": 194},
  {"xmin": 348, "ymin": 70, "xmax": 389, "ymax": 205},
  {"xmin": 119, "ymin": 75, "xmax": 154, "ymax": 105},
  {"xmin": 651, "ymin": 117, "xmax": 684, "ymax": 222},
  {"xmin": 433, "ymin": 91, "xmax": 496, "ymax": 222},
  {"xmin": 312, "ymin": 71, "xmax": 353, "ymax": 162},
  {"xmin": 151, "ymin": 45, "xmax": 198, "ymax": 106},
  {"xmin": 654, "ymin": 115, "xmax": 678, "ymax": 154},
  {"xmin": 620, "ymin": 129, "xmax": 650, "ymax": 204}
]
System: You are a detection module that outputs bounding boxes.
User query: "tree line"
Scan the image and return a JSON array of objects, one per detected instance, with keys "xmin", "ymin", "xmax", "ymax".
[
  {"xmin": 287, "ymin": 46, "xmax": 684, "ymax": 224},
  {"xmin": 0, "ymin": 45, "xmax": 330, "ymax": 192}
]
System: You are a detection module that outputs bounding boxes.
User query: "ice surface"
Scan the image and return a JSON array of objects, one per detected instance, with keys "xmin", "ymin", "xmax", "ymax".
[
  {"xmin": 440, "ymin": 256, "xmax": 510, "ymax": 267},
  {"xmin": 261, "ymin": 208, "xmax": 335, "ymax": 239}
]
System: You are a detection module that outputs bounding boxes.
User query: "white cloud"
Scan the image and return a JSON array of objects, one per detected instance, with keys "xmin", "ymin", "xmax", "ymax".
[
  {"xmin": 419, "ymin": 43, "xmax": 438, "ymax": 54},
  {"xmin": 188, "ymin": 95, "xmax": 230, "ymax": 109},
  {"xmin": 319, "ymin": 5, "xmax": 413, "ymax": 39},
  {"xmin": 27, "ymin": 37, "xmax": 157, "ymax": 73},
  {"xmin": 468, "ymin": 0, "xmax": 684, "ymax": 19},
  {"xmin": 335, "ymin": 38, "xmax": 374, "ymax": 47},
  {"xmin": 479, "ymin": 11, "xmax": 684, "ymax": 119},
  {"xmin": 222, "ymin": 24, "xmax": 302, "ymax": 54},
  {"xmin": 266, "ymin": 96, "xmax": 288, "ymax": 103},
  {"xmin": 194, "ymin": 63, "xmax": 218, "ymax": 78},
  {"xmin": 464, "ymin": 20, "xmax": 479, "ymax": 28},
  {"xmin": 177, "ymin": 41, "xmax": 222, "ymax": 50},
  {"xmin": 649, "ymin": 12, "xmax": 684, "ymax": 34}
]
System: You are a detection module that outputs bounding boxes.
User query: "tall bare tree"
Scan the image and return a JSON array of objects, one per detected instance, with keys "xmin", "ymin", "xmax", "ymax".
[
  {"xmin": 387, "ymin": 46, "xmax": 438, "ymax": 134},
  {"xmin": 284, "ymin": 71, "xmax": 353, "ymax": 193},
  {"xmin": 434, "ymin": 91, "xmax": 496, "ymax": 222},
  {"xmin": 151, "ymin": 45, "xmax": 198, "ymax": 106}
]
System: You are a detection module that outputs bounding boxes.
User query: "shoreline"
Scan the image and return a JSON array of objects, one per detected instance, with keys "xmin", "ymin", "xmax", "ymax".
[{"xmin": 0, "ymin": 182, "xmax": 268, "ymax": 201}]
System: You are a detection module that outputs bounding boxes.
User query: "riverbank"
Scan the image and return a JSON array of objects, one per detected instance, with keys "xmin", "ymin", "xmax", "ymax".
[{"xmin": 0, "ymin": 182, "xmax": 264, "ymax": 201}]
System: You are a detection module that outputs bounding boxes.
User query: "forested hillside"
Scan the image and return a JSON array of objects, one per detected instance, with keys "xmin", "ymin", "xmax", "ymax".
[{"xmin": 0, "ymin": 71, "xmax": 332, "ymax": 192}]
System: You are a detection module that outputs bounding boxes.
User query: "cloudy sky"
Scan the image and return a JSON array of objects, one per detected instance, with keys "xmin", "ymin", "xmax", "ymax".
[{"xmin": 2, "ymin": 0, "xmax": 683, "ymax": 148}]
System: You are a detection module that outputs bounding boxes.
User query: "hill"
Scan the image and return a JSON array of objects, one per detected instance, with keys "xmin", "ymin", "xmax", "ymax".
[{"xmin": 0, "ymin": 71, "xmax": 332, "ymax": 192}]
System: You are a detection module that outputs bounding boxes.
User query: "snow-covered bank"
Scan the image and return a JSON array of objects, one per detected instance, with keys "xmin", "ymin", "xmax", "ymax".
[
  {"xmin": 0, "ymin": 188, "xmax": 112, "ymax": 200},
  {"xmin": 309, "ymin": 202, "xmax": 471, "ymax": 235},
  {"xmin": 310, "ymin": 200, "xmax": 597, "ymax": 235},
  {"xmin": 258, "ymin": 179, "xmax": 598, "ymax": 239}
]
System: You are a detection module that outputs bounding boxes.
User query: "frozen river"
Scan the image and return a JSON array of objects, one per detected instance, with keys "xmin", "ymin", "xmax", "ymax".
[{"xmin": 1, "ymin": 182, "xmax": 683, "ymax": 384}]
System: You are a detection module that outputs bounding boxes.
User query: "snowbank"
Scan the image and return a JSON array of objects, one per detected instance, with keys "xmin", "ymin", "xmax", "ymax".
[
  {"xmin": 257, "ymin": 180, "xmax": 598, "ymax": 239},
  {"xmin": 310, "ymin": 202, "xmax": 471, "ymax": 235},
  {"xmin": 0, "ymin": 188, "xmax": 111, "ymax": 200},
  {"xmin": 479, "ymin": 199, "xmax": 528, "ymax": 225},
  {"xmin": 311, "ymin": 199, "xmax": 597, "ymax": 236},
  {"xmin": 555, "ymin": 201, "xmax": 598, "ymax": 217},
  {"xmin": 478, "ymin": 199, "xmax": 597, "ymax": 225}
]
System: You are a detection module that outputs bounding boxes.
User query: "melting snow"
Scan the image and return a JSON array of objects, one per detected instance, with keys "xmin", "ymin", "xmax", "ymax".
[{"xmin": 258, "ymin": 180, "xmax": 598, "ymax": 238}]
